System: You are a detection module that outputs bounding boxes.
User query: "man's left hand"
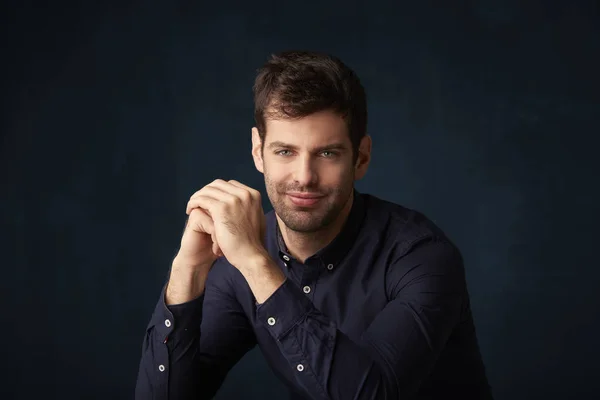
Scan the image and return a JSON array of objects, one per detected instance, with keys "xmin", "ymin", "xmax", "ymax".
[{"xmin": 186, "ymin": 179, "xmax": 267, "ymax": 269}]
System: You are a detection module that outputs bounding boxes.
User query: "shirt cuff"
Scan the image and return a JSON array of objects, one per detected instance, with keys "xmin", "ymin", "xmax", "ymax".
[
  {"xmin": 256, "ymin": 278, "xmax": 315, "ymax": 340},
  {"xmin": 148, "ymin": 284, "xmax": 205, "ymax": 343}
]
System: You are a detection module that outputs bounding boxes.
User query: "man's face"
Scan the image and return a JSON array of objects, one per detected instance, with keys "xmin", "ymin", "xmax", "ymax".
[{"xmin": 252, "ymin": 110, "xmax": 359, "ymax": 233}]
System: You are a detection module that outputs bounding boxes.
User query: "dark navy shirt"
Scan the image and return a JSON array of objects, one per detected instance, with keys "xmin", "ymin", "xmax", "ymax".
[{"xmin": 135, "ymin": 190, "xmax": 493, "ymax": 399}]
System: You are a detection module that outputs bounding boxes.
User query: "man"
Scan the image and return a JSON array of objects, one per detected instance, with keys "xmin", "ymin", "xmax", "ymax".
[{"xmin": 135, "ymin": 51, "xmax": 493, "ymax": 399}]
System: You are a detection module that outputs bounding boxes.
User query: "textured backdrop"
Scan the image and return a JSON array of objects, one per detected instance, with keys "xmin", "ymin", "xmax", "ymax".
[{"xmin": 2, "ymin": 1, "xmax": 599, "ymax": 399}]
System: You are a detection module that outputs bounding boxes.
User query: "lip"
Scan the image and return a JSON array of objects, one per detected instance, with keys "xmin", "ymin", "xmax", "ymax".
[{"xmin": 287, "ymin": 192, "xmax": 324, "ymax": 207}]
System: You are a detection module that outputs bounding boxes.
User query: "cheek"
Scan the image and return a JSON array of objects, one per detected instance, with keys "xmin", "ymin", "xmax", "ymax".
[
  {"xmin": 264, "ymin": 167, "xmax": 287, "ymax": 189},
  {"xmin": 318, "ymin": 163, "xmax": 352, "ymax": 182},
  {"xmin": 265, "ymin": 166, "xmax": 286, "ymax": 182},
  {"xmin": 265, "ymin": 158, "xmax": 293, "ymax": 177}
]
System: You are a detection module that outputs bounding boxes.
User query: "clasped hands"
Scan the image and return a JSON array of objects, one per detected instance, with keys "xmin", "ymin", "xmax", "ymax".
[{"xmin": 186, "ymin": 179, "xmax": 268, "ymax": 270}]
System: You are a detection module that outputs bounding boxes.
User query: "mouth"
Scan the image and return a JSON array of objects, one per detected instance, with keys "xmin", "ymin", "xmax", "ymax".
[{"xmin": 286, "ymin": 192, "xmax": 325, "ymax": 207}]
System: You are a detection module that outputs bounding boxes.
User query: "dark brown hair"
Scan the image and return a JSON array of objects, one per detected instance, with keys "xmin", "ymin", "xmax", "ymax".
[{"xmin": 253, "ymin": 50, "xmax": 367, "ymax": 162}]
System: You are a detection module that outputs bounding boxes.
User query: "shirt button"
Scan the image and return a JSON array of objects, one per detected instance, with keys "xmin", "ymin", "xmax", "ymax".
[
  {"xmin": 164, "ymin": 319, "xmax": 171, "ymax": 327},
  {"xmin": 283, "ymin": 255, "xmax": 290, "ymax": 261},
  {"xmin": 327, "ymin": 264, "xmax": 334, "ymax": 270},
  {"xmin": 158, "ymin": 364, "xmax": 166, "ymax": 372},
  {"xmin": 283, "ymin": 262, "xmax": 288, "ymax": 267},
  {"xmin": 267, "ymin": 317, "xmax": 276, "ymax": 326},
  {"xmin": 297, "ymin": 364, "xmax": 304, "ymax": 372},
  {"xmin": 303, "ymin": 286, "xmax": 311, "ymax": 294}
]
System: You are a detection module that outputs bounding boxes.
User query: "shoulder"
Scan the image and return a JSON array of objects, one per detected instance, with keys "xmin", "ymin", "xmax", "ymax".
[
  {"xmin": 360, "ymin": 193, "xmax": 466, "ymax": 297},
  {"xmin": 360, "ymin": 192, "xmax": 456, "ymax": 256}
]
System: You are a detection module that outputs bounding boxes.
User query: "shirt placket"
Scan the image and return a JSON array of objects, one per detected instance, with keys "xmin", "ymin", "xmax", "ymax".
[{"xmin": 299, "ymin": 260, "xmax": 321, "ymax": 302}]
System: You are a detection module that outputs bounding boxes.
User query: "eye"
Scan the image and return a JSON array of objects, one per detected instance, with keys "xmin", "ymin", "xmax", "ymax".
[
  {"xmin": 321, "ymin": 151, "xmax": 338, "ymax": 158},
  {"xmin": 276, "ymin": 150, "xmax": 292, "ymax": 156}
]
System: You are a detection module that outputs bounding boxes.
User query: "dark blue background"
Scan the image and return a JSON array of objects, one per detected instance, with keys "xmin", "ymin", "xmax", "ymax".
[{"xmin": 2, "ymin": 1, "xmax": 599, "ymax": 399}]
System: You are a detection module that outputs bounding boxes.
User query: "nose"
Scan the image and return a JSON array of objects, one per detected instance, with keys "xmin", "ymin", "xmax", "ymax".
[{"xmin": 293, "ymin": 154, "xmax": 318, "ymax": 187}]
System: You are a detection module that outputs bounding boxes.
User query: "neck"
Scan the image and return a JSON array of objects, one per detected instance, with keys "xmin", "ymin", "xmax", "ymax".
[{"xmin": 277, "ymin": 193, "xmax": 354, "ymax": 263}]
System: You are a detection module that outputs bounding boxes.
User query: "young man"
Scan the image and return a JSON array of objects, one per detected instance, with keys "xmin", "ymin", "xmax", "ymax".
[{"xmin": 135, "ymin": 51, "xmax": 493, "ymax": 399}]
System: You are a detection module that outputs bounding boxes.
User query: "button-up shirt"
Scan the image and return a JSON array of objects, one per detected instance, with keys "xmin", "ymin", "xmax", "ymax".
[{"xmin": 135, "ymin": 190, "xmax": 493, "ymax": 399}]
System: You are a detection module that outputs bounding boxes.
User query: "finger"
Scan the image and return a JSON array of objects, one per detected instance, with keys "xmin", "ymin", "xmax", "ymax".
[
  {"xmin": 186, "ymin": 193, "xmax": 231, "ymax": 217},
  {"xmin": 212, "ymin": 240, "xmax": 221, "ymax": 256},
  {"xmin": 226, "ymin": 179, "xmax": 252, "ymax": 191},
  {"xmin": 227, "ymin": 179, "xmax": 261, "ymax": 201},
  {"xmin": 188, "ymin": 207, "xmax": 215, "ymax": 234},
  {"xmin": 186, "ymin": 183, "xmax": 253, "ymax": 215},
  {"xmin": 187, "ymin": 179, "xmax": 229, "ymax": 202},
  {"xmin": 186, "ymin": 189, "xmax": 227, "ymax": 215},
  {"xmin": 209, "ymin": 179, "xmax": 254, "ymax": 204},
  {"xmin": 188, "ymin": 179, "xmax": 235, "ymax": 200},
  {"xmin": 187, "ymin": 180, "xmax": 255, "ymax": 214},
  {"xmin": 189, "ymin": 209, "xmax": 222, "ymax": 256},
  {"xmin": 211, "ymin": 232, "xmax": 224, "ymax": 256}
]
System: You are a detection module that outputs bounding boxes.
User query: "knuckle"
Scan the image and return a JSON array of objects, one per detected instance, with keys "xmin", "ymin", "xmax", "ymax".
[
  {"xmin": 240, "ymin": 190, "xmax": 251, "ymax": 201},
  {"xmin": 189, "ymin": 208, "xmax": 202, "ymax": 219},
  {"xmin": 232, "ymin": 195, "xmax": 243, "ymax": 206}
]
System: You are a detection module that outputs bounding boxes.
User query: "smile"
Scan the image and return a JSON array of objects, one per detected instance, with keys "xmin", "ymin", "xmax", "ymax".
[{"xmin": 286, "ymin": 193, "xmax": 324, "ymax": 207}]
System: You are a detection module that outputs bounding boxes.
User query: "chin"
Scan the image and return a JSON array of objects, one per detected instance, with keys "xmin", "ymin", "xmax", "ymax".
[
  {"xmin": 279, "ymin": 206, "xmax": 339, "ymax": 233},
  {"xmin": 281, "ymin": 218, "xmax": 325, "ymax": 233}
]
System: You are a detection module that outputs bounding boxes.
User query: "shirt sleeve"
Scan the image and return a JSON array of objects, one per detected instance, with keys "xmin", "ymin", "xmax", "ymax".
[
  {"xmin": 135, "ymin": 260, "xmax": 257, "ymax": 400},
  {"xmin": 255, "ymin": 238, "xmax": 466, "ymax": 399}
]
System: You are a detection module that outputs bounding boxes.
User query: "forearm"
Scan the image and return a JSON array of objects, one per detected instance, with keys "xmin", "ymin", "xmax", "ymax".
[
  {"xmin": 165, "ymin": 256, "xmax": 211, "ymax": 305},
  {"xmin": 237, "ymin": 251, "xmax": 286, "ymax": 304},
  {"xmin": 255, "ymin": 279, "xmax": 397, "ymax": 400},
  {"xmin": 137, "ymin": 258, "xmax": 259, "ymax": 400},
  {"xmin": 136, "ymin": 286, "xmax": 208, "ymax": 400},
  {"xmin": 253, "ymin": 248, "xmax": 465, "ymax": 400}
]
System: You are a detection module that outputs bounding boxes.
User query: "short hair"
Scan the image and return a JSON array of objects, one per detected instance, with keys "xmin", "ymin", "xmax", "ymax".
[{"xmin": 253, "ymin": 50, "xmax": 367, "ymax": 162}]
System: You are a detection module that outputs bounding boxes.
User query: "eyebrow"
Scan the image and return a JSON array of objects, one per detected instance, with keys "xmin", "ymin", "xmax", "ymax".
[{"xmin": 267, "ymin": 141, "xmax": 348, "ymax": 152}]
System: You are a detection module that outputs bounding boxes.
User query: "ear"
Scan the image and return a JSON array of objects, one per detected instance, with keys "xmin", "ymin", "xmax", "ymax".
[
  {"xmin": 251, "ymin": 127, "xmax": 264, "ymax": 174},
  {"xmin": 354, "ymin": 134, "xmax": 372, "ymax": 180}
]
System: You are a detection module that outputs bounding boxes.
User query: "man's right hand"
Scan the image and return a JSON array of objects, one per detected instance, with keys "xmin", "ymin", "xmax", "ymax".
[{"xmin": 165, "ymin": 193, "xmax": 222, "ymax": 305}]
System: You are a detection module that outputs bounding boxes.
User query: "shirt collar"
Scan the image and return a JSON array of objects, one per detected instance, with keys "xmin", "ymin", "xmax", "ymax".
[{"xmin": 272, "ymin": 189, "xmax": 366, "ymax": 269}]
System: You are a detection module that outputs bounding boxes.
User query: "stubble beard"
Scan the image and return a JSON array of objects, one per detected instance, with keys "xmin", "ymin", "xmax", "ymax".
[{"xmin": 264, "ymin": 173, "xmax": 353, "ymax": 234}]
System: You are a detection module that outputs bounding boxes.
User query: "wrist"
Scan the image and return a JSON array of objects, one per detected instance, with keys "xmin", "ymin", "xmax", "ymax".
[
  {"xmin": 172, "ymin": 253, "xmax": 214, "ymax": 272},
  {"xmin": 166, "ymin": 257, "xmax": 211, "ymax": 305},
  {"xmin": 237, "ymin": 251, "xmax": 286, "ymax": 304},
  {"xmin": 236, "ymin": 247, "xmax": 271, "ymax": 271}
]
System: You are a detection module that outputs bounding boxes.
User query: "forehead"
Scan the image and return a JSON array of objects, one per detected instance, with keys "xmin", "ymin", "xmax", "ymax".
[{"xmin": 264, "ymin": 110, "xmax": 349, "ymax": 146}]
